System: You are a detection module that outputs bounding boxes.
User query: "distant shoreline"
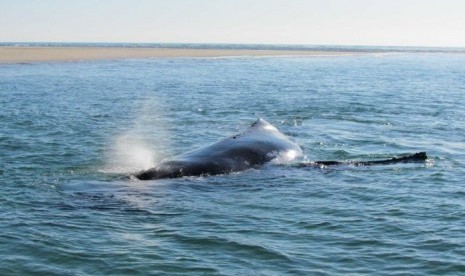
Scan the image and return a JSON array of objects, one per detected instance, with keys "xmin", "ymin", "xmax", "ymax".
[{"xmin": 0, "ymin": 46, "xmax": 361, "ymax": 64}]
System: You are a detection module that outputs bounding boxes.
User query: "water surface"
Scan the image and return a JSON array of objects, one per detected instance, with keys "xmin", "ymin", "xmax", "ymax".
[{"xmin": 1, "ymin": 52, "xmax": 464, "ymax": 275}]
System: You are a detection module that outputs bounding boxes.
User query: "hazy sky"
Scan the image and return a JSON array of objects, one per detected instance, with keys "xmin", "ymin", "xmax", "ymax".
[{"xmin": 1, "ymin": 0, "xmax": 464, "ymax": 47}]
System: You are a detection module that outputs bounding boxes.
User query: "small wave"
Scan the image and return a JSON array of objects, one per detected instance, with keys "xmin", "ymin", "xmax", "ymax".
[{"xmin": 171, "ymin": 232, "xmax": 294, "ymax": 262}]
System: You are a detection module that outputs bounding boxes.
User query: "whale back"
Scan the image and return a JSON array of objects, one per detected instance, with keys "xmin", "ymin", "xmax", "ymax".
[{"xmin": 135, "ymin": 118, "xmax": 302, "ymax": 180}]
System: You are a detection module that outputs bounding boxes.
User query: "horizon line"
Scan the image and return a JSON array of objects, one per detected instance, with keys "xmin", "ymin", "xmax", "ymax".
[{"xmin": 1, "ymin": 41, "xmax": 465, "ymax": 50}]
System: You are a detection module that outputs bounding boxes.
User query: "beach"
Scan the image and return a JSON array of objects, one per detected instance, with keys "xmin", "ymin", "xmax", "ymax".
[{"xmin": 0, "ymin": 46, "xmax": 357, "ymax": 63}]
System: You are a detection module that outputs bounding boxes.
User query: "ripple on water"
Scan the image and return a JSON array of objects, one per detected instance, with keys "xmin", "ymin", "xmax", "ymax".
[{"xmin": 1, "ymin": 54, "xmax": 465, "ymax": 275}]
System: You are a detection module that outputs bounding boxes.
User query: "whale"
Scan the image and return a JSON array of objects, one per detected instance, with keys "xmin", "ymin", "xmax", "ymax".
[
  {"xmin": 135, "ymin": 118, "xmax": 303, "ymax": 180},
  {"xmin": 134, "ymin": 118, "xmax": 427, "ymax": 180},
  {"xmin": 308, "ymin": 151, "xmax": 427, "ymax": 167}
]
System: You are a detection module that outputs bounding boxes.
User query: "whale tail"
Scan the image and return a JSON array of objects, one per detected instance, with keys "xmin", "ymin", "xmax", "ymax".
[{"xmin": 301, "ymin": 152, "xmax": 428, "ymax": 167}]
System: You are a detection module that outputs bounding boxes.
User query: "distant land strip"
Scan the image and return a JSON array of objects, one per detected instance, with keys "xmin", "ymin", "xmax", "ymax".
[{"xmin": 0, "ymin": 46, "xmax": 362, "ymax": 64}]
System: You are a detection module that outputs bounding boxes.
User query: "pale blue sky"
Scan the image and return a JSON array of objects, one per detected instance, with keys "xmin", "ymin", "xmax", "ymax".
[{"xmin": 1, "ymin": 0, "xmax": 464, "ymax": 47}]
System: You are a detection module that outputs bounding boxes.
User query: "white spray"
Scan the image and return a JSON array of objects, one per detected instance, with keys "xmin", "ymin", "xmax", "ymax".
[{"xmin": 101, "ymin": 98, "xmax": 171, "ymax": 174}]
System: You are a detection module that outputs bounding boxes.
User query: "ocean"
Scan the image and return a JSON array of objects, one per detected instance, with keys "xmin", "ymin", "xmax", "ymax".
[{"xmin": 1, "ymin": 46, "xmax": 465, "ymax": 275}]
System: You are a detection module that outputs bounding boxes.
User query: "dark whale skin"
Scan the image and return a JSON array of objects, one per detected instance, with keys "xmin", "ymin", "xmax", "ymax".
[{"xmin": 135, "ymin": 118, "xmax": 302, "ymax": 180}]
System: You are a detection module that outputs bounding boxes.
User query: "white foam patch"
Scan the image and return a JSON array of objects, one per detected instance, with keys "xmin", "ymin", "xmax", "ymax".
[{"xmin": 270, "ymin": 149, "xmax": 302, "ymax": 164}]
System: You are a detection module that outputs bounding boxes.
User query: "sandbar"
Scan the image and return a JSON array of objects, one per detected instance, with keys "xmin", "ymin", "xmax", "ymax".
[{"xmin": 0, "ymin": 46, "xmax": 359, "ymax": 64}]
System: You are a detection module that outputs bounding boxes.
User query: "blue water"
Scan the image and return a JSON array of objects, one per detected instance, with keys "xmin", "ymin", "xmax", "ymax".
[{"xmin": 1, "ymin": 52, "xmax": 465, "ymax": 275}]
